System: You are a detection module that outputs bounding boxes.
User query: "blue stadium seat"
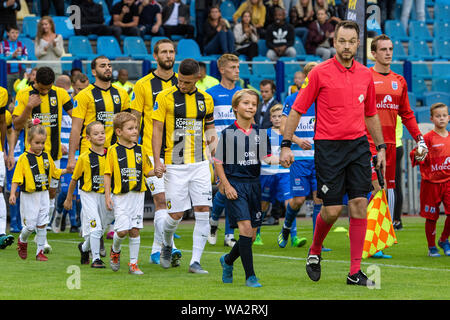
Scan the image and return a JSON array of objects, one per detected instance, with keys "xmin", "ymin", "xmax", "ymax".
[
  {"xmin": 257, "ymin": 39, "xmax": 268, "ymax": 57},
  {"xmin": 411, "ymin": 77, "xmax": 429, "ymax": 100},
  {"xmin": 412, "ymin": 63, "xmax": 432, "ymax": 80},
  {"xmin": 390, "ymin": 62, "xmax": 404, "ymax": 75},
  {"xmin": 68, "ymin": 36, "xmax": 96, "ymax": 60},
  {"xmin": 239, "ymin": 63, "xmax": 252, "ymax": 79},
  {"xmin": 22, "ymin": 16, "xmax": 39, "ymax": 39},
  {"xmin": 123, "ymin": 36, "xmax": 150, "ymax": 60},
  {"xmin": 282, "ymin": 59, "xmax": 301, "ymax": 76},
  {"xmin": 220, "ymin": 0, "xmax": 236, "ymax": 22},
  {"xmin": 432, "ymin": 62, "xmax": 450, "ymax": 78},
  {"xmin": 423, "ymin": 92, "xmax": 450, "ymax": 106},
  {"xmin": 385, "ymin": 20, "xmax": 409, "ymax": 42},
  {"xmin": 408, "ymin": 92, "xmax": 417, "ymax": 107},
  {"xmin": 432, "ymin": 78, "xmax": 450, "ymax": 92},
  {"xmin": 252, "ymin": 56, "xmax": 276, "ymax": 79},
  {"xmin": 176, "ymin": 39, "xmax": 201, "ymax": 59},
  {"xmin": 18, "ymin": 37, "xmax": 37, "ymax": 60},
  {"xmin": 434, "ymin": 3, "xmax": 450, "ymax": 21},
  {"xmin": 408, "ymin": 21, "xmax": 433, "ymax": 42},
  {"xmin": 53, "ymin": 16, "xmax": 75, "ymax": 39},
  {"xmin": 434, "ymin": 21, "xmax": 450, "ymax": 39},
  {"xmin": 433, "ymin": 39, "xmax": 450, "ymax": 59},
  {"xmin": 61, "ymin": 56, "xmax": 74, "ymax": 74},
  {"xmin": 97, "ymin": 36, "xmax": 127, "ymax": 59},
  {"xmin": 150, "ymin": 36, "xmax": 169, "ymax": 54},
  {"xmin": 392, "ymin": 40, "xmax": 408, "ymax": 60},
  {"xmin": 408, "ymin": 40, "xmax": 437, "ymax": 60},
  {"xmin": 94, "ymin": 0, "xmax": 111, "ymax": 20},
  {"xmin": 416, "ymin": 108, "xmax": 431, "ymax": 123},
  {"xmin": 294, "ymin": 37, "xmax": 308, "ymax": 60},
  {"xmin": 248, "ymin": 75, "xmax": 265, "ymax": 89}
]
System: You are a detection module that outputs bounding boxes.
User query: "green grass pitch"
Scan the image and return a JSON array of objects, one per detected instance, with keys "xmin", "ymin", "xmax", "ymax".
[{"xmin": 1, "ymin": 216, "xmax": 449, "ymax": 300}]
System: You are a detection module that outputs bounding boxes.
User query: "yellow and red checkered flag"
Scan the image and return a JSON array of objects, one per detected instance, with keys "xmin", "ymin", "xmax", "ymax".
[{"xmin": 362, "ymin": 189, "xmax": 398, "ymax": 258}]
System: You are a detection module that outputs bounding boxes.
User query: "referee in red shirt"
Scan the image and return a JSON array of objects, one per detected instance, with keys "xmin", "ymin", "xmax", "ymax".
[{"xmin": 280, "ymin": 21, "xmax": 386, "ymax": 286}]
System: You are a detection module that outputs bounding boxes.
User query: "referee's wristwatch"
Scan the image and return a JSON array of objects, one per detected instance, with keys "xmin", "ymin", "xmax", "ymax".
[
  {"xmin": 281, "ymin": 140, "xmax": 292, "ymax": 148},
  {"xmin": 376, "ymin": 143, "xmax": 387, "ymax": 152}
]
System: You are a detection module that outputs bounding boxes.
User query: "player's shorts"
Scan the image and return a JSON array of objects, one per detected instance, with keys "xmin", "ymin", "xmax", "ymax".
[
  {"xmin": 0, "ymin": 151, "xmax": 5, "ymax": 188},
  {"xmin": 20, "ymin": 190, "xmax": 50, "ymax": 229},
  {"xmin": 315, "ymin": 136, "xmax": 372, "ymax": 206},
  {"xmin": 112, "ymin": 191, "xmax": 145, "ymax": 232},
  {"xmin": 370, "ymin": 143, "xmax": 397, "ymax": 189},
  {"xmin": 80, "ymin": 190, "xmax": 114, "ymax": 237},
  {"xmin": 261, "ymin": 173, "xmax": 291, "ymax": 203},
  {"xmin": 289, "ymin": 160, "xmax": 317, "ymax": 198},
  {"xmin": 225, "ymin": 178, "xmax": 263, "ymax": 229},
  {"xmin": 164, "ymin": 160, "xmax": 212, "ymax": 213},
  {"xmin": 419, "ymin": 179, "xmax": 450, "ymax": 221},
  {"xmin": 50, "ymin": 159, "xmax": 61, "ymax": 189},
  {"xmin": 146, "ymin": 156, "xmax": 165, "ymax": 196}
]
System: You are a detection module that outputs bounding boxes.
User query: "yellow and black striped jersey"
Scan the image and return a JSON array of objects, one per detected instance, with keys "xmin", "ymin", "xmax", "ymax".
[
  {"xmin": 0, "ymin": 86, "xmax": 8, "ymax": 152},
  {"xmin": 104, "ymin": 143, "xmax": 152, "ymax": 194},
  {"xmin": 71, "ymin": 149, "xmax": 107, "ymax": 193},
  {"xmin": 73, "ymin": 84, "xmax": 130, "ymax": 154},
  {"xmin": 152, "ymin": 86, "xmax": 214, "ymax": 165},
  {"xmin": 12, "ymin": 150, "xmax": 62, "ymax": 193},
  {"xmin": 13, "ymin": 85, "xmax": 73, "ymax": 160},
  {"xmin": 130, "ymin": 71, "xmax": 178, "ymax": 157}
]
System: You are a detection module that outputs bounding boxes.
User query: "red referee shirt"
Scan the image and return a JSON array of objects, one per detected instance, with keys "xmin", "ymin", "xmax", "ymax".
[{"xmin": 292, "ymin": 56, "xmax": 377, "ymax": 140}]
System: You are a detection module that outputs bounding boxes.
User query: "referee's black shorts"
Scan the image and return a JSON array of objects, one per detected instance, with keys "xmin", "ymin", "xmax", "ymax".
[{"xmin": 315, "ymin": 135, "xmax": 372, "ymax": 206}]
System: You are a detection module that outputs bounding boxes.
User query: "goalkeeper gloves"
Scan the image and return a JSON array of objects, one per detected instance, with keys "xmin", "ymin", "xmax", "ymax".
[{"xmin": 415, "ymin": 137, "xmax": 428, "ymax": 162}]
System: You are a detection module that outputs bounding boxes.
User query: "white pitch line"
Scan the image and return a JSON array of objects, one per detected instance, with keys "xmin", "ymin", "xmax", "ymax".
[{"xmin": 51, "ymin": 239, "xmax": 450, "ymax": 273}]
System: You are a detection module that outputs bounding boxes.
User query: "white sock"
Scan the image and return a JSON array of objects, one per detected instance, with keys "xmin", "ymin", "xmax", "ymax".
[
  {"xmin": 0, "ymin": 193, "xmax": 6, "ymax": 235},
  {"xmin": 90, "ymin": 230, "xmax": 102, "ymax": 261},
  {"xmin": 82, "ymin": 235, "xmax": 90, "ymax": 252},
  {"xmin": 152, "ymin": 209, "xmax": 166, "ymax": 254},
  {"xmin": 129, "ymin": 236, "xmax": 140, "ymax": 264},
  {"xmin": 108, "ymin": 223, "xmax": 114, "ymax": 232},
  {"xmin": 20, "ymin": 227, "xmax": 33, "ymax": 243},
  {"xmin": 163, "ymin": 215, "xmax": 180, "ymax": 247},
  {"xmin": 48, "ymin": 198, "xmax": 55, "ymax": 225},
  {"xmin": 225, "ymin": 233, "xmax": 235, "ymax": 241},
  {"xmin": 113, "ymin": 232, "xmax": 126, "ymax": 253},
  {"xmin": 387, "ymin": 188, "xmax": 395, "ymax": 218},
  {"xmin": 36, "ymin": 227, "xmax": 47, "ymax": 255},
  {"xmin": 190, "ymin": 212, "xmax": 209, "ymax": 265}
]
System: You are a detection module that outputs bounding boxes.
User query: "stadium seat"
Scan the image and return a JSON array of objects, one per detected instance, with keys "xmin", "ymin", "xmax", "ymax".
[
  {"xmin": 53, "ymin": 16, "xmax": 75, "ymax": 39},
  {"xmin": 282, "ymin": 59, "xmax": 302, "ymax": 76},
  {"xmin": 68, "ymin": 36, "xmax": 96, "ymax": 60},
  {"xmin": 220, "ymin": 0, "xmax": 235, "ymax": 23},
  {"xmin": 423, "ymin": 92, "xmax": 450, "ymax": 106},
  {"xmin": 408, "ymin": 40, "xmax": 437, "ymax": 60},
  {"xmin": 248, "ymin": 75, "xmax": 265, "ymax": 89},
  {"xmin": 239, "ymin": 62, "xmax": 252, "ymax": 79},
  {"xmin": 96, "ymin": 36, "xmax": 127, "ymax": 59},
  {"xmin": 434, "ymin": 3, "xmax": 450, "ymax": 21},
  {"xmin": 433, "ymin": 39, "xmax": 450, "ymax": 59},
  {"xmin": 432, "ymin": 78, "xmax": 450, "ymax": 92},
  {"xmin": 434, "ymin": 21, "xmax": 450, "ymax": 39},
  {"xmin": 416, "ymin": 108, "xmax": 431, "ymax": 123},
  {"xmin": 176, "ymin": 39, "xmax": 201, "ymax": 59},
  {"xmin": 257, "ymin": 39, "xmax": 268, "ymax": 57},
  {"xmin": 18, "ymin": 37, "xmax": 37, "ymax": 60},
  {"xmin": 408, "ymin": 21, "xmax": 433, "ymax": 42},
  {"xmin": 412, "ymin": 63, "xmax": 432, "ymax": 80},
  {"xmin": 123, "ymin": 36, "xmax": 150, "ymax": 60},
  {"xmin": 392, "ymin": 40, "xmax": 408, "ymax": 61},
  {"xmin": 252, "ymin": 56, "xmax": 276, "ymax": 79},
  {"xmin": 408, "ymin": 92, "xmax": 417, "ymax": 107},
  {"xmin": 411, "ymin": 77, "xmax": 429, "ymax": 100},
  {"xmin": 390, "ymin": 62, "xmax": 403, "ymax": 75},
  {"xmin": 385, "ymin": 20, "xmax": 409, "ymax": 42},
  {"xmin": 61, "ymin": 56, "xmax": 74, "ymax": 74},
  {"xmin": 432, "ymin": 62, "xmax": 450, "ymax": 79},
  {"xmin": 22, "ymin": 16, "xmax": 39, "ymax": 39},
  {"xmin": 294, "ymin": 37, "xmax": 308, "ymax": 60}
]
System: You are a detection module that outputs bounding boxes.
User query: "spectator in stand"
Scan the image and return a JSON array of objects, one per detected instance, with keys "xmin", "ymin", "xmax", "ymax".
[
  {"xmin": 204, "ymin": 6, "xmax": 235, "ymax": 55},
  {"xmin": 196, "ymin": 62, "xmax": 219, "ymax": 91},
  {"xmin": 233, "ymin": 0, "xmax": 266, "ymax": 37},
  {"xmin": 335, "ymin": 0, "xmax": 348, "ymax": 20},
  {"xmin": 40, "ymin": 0, "xmax": 64, "ymax": 16},
  {"xmin": 112, "ymin": 0, "xmax": 141, "ymax": 37},
  {"xmin": 234, "ymin": 10, "xmax": 259, "ymax": 60},
  {"xmin": 75, "ymin": 0, "xmax": 121, "ymax": 42},
  {"xmin": 0, "ymin": 0, "xmax": 20, "ymax": 41},
  {"xmin": 266, "ymin": 7, "xmax": 296, "ymax": 61},
  {"xmin": 305, "ymin": 8, "xmax": 335, "ymax": 60},
  {"xmin": 0, "ymin": 25, "xmax": 28, "ymax": 99},
  {"xmin": 289, "ymin": 0, "xmax": 314, "ymax": 46},
  {"xmin": 401, "ymin": 0, "xmax": 425, "ymax": 32},
  {"xmin": 14, "ymin": 67, "xmax": 37, "ymax": 93},
  {"xmin": 255, "ymin": 79, "xmax": 279, "ymax": 129},
  {"xmin": 378, "ymin": 0, "xmax": 396, "ymax": 31},
  {"xmin": 264, "ymin": 0, "xmax": 284, "ymax": 28},
  {"xmin": 314, "ymin": 0, "xmax": 340, "ymax": 25},
  {"xmin": 35, "ymin": 16, "xmax": 64, "ymax": 76},
  {"xmin": 195, "ymin": 0, "xmax": 212, "ymax": 52},
  {"xmin": 162, "ymin": 0, "xmax": 195, "ymax": 39},
  {"xmin": 138, "ymin": 0, "xmax": 164, "ymax": 37}
]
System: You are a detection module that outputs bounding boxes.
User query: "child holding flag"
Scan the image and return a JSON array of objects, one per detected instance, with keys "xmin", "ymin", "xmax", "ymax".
[{"xmin": 411, "ymin": 102, "xmax": 450, "ymax": 257}]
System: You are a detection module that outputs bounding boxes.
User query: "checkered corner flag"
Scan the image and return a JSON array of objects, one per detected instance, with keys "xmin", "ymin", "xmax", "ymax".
[{"xmin": 362, "ymin": 156, "xmax": 398, "ymax": 259}]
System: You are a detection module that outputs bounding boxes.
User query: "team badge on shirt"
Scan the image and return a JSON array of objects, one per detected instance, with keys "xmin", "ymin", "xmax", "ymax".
[
  {"xmin": 50, "ymin": 97, "xmax": 57, "ymax": 107},
  {"xmin": 135, "ymin": 153, "xmax": 142, "ymax": 164},
  {"xmin": 198, "ymin": 100, "xmax": 205, "ymax": 112},
  {"xmin": 391, "ymin": 81, "xmax": 398, "ymax": 90},
  {"xmin": 301, "ymin": 77, "xmax": 309, "ymax": 89},
  {"xmin": 90, "ymin": 219, "xmax": 97, "ymax": 228},
  {"xmin": 43, "ymin": 158, "xmax": 50, "ymax": 170},
  {"xmin": 166, "ymin": 200, "xmax": 172, "ymax": 209},
  {"xmin": 113, "ymin": 95, "xmax": 120, "ymax": 104}
]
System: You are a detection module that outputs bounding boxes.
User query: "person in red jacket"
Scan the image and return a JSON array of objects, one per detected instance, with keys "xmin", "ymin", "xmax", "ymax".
[{"xmin": 410, "ymin": 102, "xmax": 450, "ymax": 257}]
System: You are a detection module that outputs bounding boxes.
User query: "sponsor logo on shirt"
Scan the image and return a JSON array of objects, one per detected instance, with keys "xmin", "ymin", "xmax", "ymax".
[
  {"xmin": 376, "ymin": 95, "xmax": 399, "ymax": 110},
  {"xmin": 431, "ymin": 157, "xmax": 450, "ymax": 172}
]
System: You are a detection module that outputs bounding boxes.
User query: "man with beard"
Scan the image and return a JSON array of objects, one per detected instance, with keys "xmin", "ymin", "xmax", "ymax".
[
  {"xmin": 129, "ymin": 39, "xmax": 181, "ymax": 266},
  {"xmin": 280, "ymin": 21, "xmax": 386, "ymax": 287},
  {"xmin": 67, "ymin": 56, "xmax": 130, "ymax": 172}
]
